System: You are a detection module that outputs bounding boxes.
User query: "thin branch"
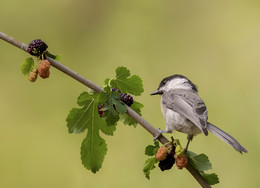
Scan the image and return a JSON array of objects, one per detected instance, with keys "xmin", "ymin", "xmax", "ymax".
[{"xmin": 0, "ymin": 31, "xmax": 211, "ymax": 188}]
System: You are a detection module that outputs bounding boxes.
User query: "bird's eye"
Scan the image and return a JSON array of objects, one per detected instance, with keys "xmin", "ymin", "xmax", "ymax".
[{"xmin": 162, "ymin": 80, "xmax": 167, "ymax": 85}]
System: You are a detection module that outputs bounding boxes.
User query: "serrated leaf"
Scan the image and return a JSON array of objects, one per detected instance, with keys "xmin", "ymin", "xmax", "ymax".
[
  {"xmin": 98, "ymin": 86, "xmax": 111, "ymax": 104},
  {"xmin": 125, "ymin": 75, "xmax": 143, "ymax": 95},
  {"xmin": 143, "ymin": 157, "xmax": 157, "ymax": 179},
  {"xmin": 21, "ymin": 57, "xmax": 34, "ymax": 76},
  {"xmin": 201, "ymin": 172, "xmax": 219, "ymax": 185},
  {"xmin": 121, "ymin": 101, "xmax": 144, "ymax": 127},
  {"xmin": 186, "ymin": 152, "xmax": 212, "ymax": 171},
  {"xmin": 81, "ymin": 129, "xmax": 107, "ymax": 173},
  {"xmin": 116, "ymin": 66, "xmax": 130, "ymax": 79},
  {"xmin": 145, "ymin": 141, "xmax": 160, "ymax": 156},
  {"xmin": 102, "ymin": 106, "xmax": 119, "ymax": 126},
  {"xmin": 67, "ymin": 91, "xmax": 113, "ymax": 173},
  {"xmin": 66, "ymin": 92, "xmax": 100, "ymax": 134},
  {"xmin": 154, "ymin": 141, "xmax": 159, "ymax": 148},
  {"xmin": 145, "ymin": 145, "xmax": 156, "ymax": 156},
  {"xmin": 110, "ymin": 66, "xmax": 144, "ymax": 96},
  {"xmin": 77, "ymin": 92, "xmax": 94, "ymax": 106},
  {"xmin": 100, "ymin": 124, "xmax": 116, "ymax": 136}
]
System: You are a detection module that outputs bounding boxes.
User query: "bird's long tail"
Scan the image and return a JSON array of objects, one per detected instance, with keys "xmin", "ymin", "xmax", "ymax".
[{"xmin": 207, "ymin": 122, "xmax": 248, "ymax": 153}]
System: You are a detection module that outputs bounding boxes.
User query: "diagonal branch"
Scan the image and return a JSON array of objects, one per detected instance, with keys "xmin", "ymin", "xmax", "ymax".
[{"xmin": 0, "ymin": 31, "xmax": 211, "ymax": 188}]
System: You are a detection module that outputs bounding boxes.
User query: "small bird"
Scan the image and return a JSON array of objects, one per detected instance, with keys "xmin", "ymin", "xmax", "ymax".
[{"xmin": 151, "ymin": 74, "xmax": 248, "ymax": 153}]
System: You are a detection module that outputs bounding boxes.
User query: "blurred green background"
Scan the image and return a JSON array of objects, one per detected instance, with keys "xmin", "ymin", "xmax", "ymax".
[{"xmin": 0, "ymin": 0, "xmax": 259, "ymax": 187}]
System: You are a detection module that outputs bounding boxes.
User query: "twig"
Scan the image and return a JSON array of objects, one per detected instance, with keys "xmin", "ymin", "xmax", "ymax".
[{"xmin": 0, "ymin": 31, "xmax": 211, "ymax": 188}]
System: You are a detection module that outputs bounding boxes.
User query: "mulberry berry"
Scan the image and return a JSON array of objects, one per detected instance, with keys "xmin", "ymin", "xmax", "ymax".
[
  {"xmin": 28, "ymin": 71, "xmax": 38, "ymax": 82},
  {"xmin": 98, "ymin": 104, "xmax": 105, "ymax": 117},
  {"xmin": 120, "ymin": 93, "xmax": 133, "ymax": 107},
  {"xmin": 174, "ymin": 154, "xmax": 188, "ymax": 169},
  {"xmin": 27, "ymin": 39, "xmax": 48, "ymax": 56},
  {"xmin": 158, "ymin": 153, "xmax": 175, "ymax": 171},
  {"xmin": 38, "ymin": 60, "xmax": 51, "ymax": 79},
  {"xmin": 156, "ymin": 147, "xmax": 168, "ymax": 161}
]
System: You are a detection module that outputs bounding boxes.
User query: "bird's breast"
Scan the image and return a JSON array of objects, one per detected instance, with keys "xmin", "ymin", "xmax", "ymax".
[{"xmin": 160, "ymin": 100, "xmax": 201, "ymax": 136}]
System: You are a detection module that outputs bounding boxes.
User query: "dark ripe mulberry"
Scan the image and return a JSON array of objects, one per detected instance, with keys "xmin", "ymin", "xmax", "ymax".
[
  {"xmin": 98, "ymin": 104, "xmax": 105, "ymax": 117},
  {"xmin": 158, "ymin": 154, "xmax": 175, "ymax": 171},
  {"xmin": 120, "ymin": 93, "xmax": 133, "ymax": 107},
  {"xmin": 27, "ymin": 39, "xmax": 48, "ymax": 56}
]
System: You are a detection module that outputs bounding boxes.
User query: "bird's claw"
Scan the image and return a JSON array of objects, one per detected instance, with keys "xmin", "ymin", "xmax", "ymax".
[{"xmin": 153, "ymin": 128, "xmax": 163, "ymax": 141}]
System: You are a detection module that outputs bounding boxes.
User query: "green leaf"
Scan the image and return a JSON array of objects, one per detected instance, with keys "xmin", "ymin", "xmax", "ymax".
[
  {"xmin": 77, "ymin": 92, "xmax": 94, "ymax": 106},
  {"xmin": 145, "ymin": 145, "xmax": 156, "ymax": 156},
  {"xmin": 100, "ymin": 124, "xmax": 116, "ymax": 136},
  {"xmin": 186, "ymin": 152, "xmax": 212, "ymax": 171},
  {"xmin": 47, "ymin": 52, "xmax": 61, "ymax": 61},
  {"xmin": 143, "ymin": 157, "xmax": 157, "ymax": 179},
  {"xmin": 104, "ymin": 78, "xmax": 110, "ymax": 85},
  {"xmin": 21, "ymin": 57, "xmax": 34, "ymax": 76},
  {"xmin": 67, "ymin": 91, "xmax": 112, "ymax": 173},
  {"xmin": 54, "ymin": 55, "xmax": 61, "ymax": 61},
  {"xmin": 102, "ymin": 91, "xmax": 127, "ymax": 126},
  {"xmin": 186, "ymin": 150, "xmax": 197, "ymax": 157},
  {"xmin": 110, "ymin": 66, "xmax": 144, "ymax": 96},
  {"xmin": 116, "ymin": 66, "xmax": 130, "ymax": 79},
  {"xmin": 201, "ymin": 172, "xmax": 219, "ymax": 185},
  {"xmin": 154, "ymin": 141, "xmax": 159, "ymax": 148},
  {"xmin": 125, "ymin": 75, "xmax": 143, "ymax": 95},
  {"xmin": 81, "ymin": 128, "xmax": 107, "ymax": 173},
  {"xmin": 66, "ymin": 92, "xmax": 99, "ymax": 134},
  {"xmin": 98, "ymin": 86, "xmax": 111, "ymax": 104},
  {"xmin": 121, "ymin": 101, "xmax": 144, "ymax": 127},
  {"xmin": 112, "ymin": 92, "xmax": 127, "ymax": 114},
  {"xmin": 145, "ymin": 141, "xmax": 160, "ymax": 156}
]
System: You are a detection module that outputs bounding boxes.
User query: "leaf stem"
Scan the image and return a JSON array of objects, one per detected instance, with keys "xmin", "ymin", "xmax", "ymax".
[{"xmin": 0, "ymin": 31, "xmax": 211, "ymax": 188}]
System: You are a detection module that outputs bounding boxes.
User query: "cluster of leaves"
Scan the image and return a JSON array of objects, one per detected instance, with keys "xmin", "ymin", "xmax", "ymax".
[
  {"xmin": 143, "ymin": 141, "xmax": 160, "ymax": 179},
  {"xmin": 66, "ymin": 66, "xmax": 144, "ymax": 173},
  {"xmin": 143, "ymin": 140, "xmax": 219, "ymax": 185}
]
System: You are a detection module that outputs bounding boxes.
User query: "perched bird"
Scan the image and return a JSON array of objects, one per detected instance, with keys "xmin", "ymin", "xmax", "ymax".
[{"xmin": 151, "ymin": 74, "xmax": 248, "ymax": 153}]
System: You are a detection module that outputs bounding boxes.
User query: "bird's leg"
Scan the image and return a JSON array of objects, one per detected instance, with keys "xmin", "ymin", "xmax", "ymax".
[
  {"xmin": 184, "ymin": 135, "xmax": 194, "ymax": 152},
  {"xmin": 153, "ymin": 128, "xmax": 166, "ymax": 141}
]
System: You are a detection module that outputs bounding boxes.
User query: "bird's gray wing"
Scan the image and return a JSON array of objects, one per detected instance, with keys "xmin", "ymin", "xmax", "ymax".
[{"xmin": 162, "ymin": 89, "xmax": 208, "ymax": 135}]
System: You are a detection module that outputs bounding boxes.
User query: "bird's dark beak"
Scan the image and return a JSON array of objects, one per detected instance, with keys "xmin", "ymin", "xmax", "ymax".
[{"xmin": 150, "ymin": 90, "xmax": 162, "ymax": 95}]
